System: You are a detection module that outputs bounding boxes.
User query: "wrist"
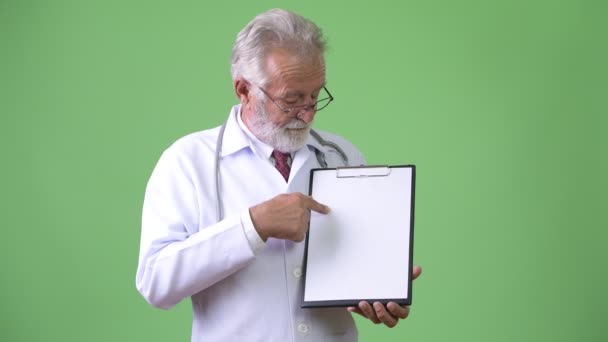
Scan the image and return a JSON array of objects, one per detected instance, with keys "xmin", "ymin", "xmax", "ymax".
[{"xmin": 249, "ymin": 206, "xmax": 269, "ymax": 241}]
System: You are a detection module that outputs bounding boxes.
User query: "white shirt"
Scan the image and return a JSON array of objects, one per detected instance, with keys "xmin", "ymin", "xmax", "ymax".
[{"xmin": 136, "ymin": 105, "xmax": 366, "ymax": 342}]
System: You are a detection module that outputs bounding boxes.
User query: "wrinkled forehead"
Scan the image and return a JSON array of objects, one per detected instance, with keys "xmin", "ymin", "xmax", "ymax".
[{"xmin": 264, "ymin": 49, "xmax": 326, "ymax": 93}]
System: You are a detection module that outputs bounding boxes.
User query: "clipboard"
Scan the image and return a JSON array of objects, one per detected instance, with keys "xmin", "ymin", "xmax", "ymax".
[{"xmin": 301, "ymin": 165, "xmax": 415, "ymax": 308}]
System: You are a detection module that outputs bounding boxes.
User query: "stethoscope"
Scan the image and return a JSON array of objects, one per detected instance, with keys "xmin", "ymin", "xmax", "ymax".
[{"xmin": 214, "ymin": 117, "xmax": 349, "ymax": 221}]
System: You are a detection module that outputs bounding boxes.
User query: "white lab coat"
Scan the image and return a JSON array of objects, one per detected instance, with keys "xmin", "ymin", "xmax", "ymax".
[{"xmin": 136, "ymin": 105, "xmax": 366, "ymax": 342}]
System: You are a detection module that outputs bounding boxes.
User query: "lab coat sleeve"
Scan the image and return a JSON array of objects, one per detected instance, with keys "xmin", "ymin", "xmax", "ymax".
[{"xmin": 135, "ymin": 146, "xmax": 255, "ymax": 310}]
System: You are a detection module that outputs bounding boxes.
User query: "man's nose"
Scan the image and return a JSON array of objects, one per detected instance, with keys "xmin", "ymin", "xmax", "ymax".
[{"xmin": 295, "ymin": 107, "xmax": 316, "ymax": 123}]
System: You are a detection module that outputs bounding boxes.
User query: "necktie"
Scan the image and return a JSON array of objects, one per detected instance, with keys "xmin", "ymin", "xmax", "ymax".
[{"xmin": 272, "ymin": 150, "xmax": 291, "ymax": 182}]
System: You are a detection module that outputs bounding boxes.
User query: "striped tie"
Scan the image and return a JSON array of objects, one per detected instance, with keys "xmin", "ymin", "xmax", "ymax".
[{"xmin": 272, "ymin": 150, "xmax": 291, "ymax": 182}]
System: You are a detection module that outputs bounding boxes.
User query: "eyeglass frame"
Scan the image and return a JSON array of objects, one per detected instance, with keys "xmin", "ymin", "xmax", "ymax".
[{"xmin": 255, "ymin": 84, "xmax": 334, "ymax": 116}]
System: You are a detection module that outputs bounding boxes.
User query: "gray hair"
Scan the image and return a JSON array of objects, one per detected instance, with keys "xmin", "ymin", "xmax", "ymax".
[{"xmin": 230, "ymin": 9, "xmax": 327, "ymax": 87}]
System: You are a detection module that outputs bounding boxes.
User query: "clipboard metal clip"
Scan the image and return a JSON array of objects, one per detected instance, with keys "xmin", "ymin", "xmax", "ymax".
[{"xmin": 336, "ymin": 165, "xmax": 391, "ymax": 178}]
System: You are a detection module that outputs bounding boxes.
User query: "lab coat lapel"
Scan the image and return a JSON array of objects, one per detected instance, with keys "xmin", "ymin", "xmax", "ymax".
[{"xmin": 289, "ymin": 146, "xmax": 313, "ymax": 183}]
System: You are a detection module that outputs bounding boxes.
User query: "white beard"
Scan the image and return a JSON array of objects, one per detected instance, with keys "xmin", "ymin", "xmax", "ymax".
[{"xmin": 248, "ymin": 100, "xmax": 312, "ymax": 153}]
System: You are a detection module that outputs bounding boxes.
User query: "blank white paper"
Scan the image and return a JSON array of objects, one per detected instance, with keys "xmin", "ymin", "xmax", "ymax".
[{"xmin": 303, "ymin": 166, "xmax": 413, "ymax": 304}]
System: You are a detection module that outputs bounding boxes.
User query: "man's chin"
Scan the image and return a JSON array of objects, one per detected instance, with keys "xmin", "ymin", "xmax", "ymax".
[
  {"xmin": 287, "ymin": 129, "xmax": 310, "ymax": 143},
  {"xmin": 275, "ymin": 132, "xmax": 309, "ymax": 153}
]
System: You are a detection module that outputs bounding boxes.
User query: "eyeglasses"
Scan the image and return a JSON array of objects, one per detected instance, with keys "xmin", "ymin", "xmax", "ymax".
[{"xmin": 256, "ymin": 85, "xmax": 334, "ymax": 117}]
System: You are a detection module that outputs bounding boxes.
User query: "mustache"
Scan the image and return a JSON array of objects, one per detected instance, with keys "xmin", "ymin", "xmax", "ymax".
[{"xmin": 284, "ymin": 119, "xmax": 311, "ymax": 129}]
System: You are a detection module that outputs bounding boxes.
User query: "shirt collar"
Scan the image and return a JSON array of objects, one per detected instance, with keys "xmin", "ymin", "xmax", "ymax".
[
  {"xmin": 236, "ymin": 106, "xmax": 275, "ymax": 160},
  {"xmin": 218, "ymin": 105, "xmax": 251, "ymax": 157}
]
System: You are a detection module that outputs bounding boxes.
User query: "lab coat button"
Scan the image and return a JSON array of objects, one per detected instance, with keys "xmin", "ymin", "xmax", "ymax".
[
  {"xmin": 293, "ymin": 267, "xmax": 302, "ymax": 278},
  {"xmin": 297, "ymin": 323, "xmax": 310, "ymax": 335}
]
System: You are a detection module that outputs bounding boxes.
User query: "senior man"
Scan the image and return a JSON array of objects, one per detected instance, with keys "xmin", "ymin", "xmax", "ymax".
[{"xmin": 136, "ymin": 8, "xmax": 421, "ymax": 341}]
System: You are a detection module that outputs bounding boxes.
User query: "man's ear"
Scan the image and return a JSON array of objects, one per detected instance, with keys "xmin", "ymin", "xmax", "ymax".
[{"xmin": 234, "ymin": 79, "xmax": 251, "ymax": 105}]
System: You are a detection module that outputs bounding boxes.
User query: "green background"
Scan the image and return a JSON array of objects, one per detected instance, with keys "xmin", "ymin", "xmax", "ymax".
[{"xmin": 2, "ymin": 0, "xmax": 607, "ymax": 341}]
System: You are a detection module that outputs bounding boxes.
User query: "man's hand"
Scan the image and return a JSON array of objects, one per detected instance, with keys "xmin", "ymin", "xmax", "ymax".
[
  {"xmin": 249, "ymin": 193, "xmax": 330, "ymax": 242},
  {"xmin": 347, "ymin": 266, "xmax": 422, "ymax": 328}
]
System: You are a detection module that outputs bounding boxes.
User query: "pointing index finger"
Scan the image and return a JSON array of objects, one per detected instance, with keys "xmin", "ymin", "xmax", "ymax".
[{"xmin": 304, "ymin": 196, "xmax": 330, "ymax": 214}]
